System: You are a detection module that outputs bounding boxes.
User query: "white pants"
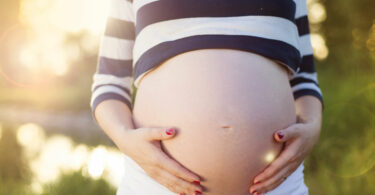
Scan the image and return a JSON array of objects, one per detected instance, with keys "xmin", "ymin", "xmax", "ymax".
[{"xmin": 117, "ymin": 154, "xmax": 308, "ymax": 195}]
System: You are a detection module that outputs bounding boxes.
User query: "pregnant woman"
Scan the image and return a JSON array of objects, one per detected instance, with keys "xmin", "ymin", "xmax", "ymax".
[{"xmin": 90, "ymin": 0, "xmax": 323, "ymax": 194}]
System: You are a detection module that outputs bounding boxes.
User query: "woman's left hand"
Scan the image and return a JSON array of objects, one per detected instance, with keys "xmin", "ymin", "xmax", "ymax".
[{"xmin": 248, "ymin": 109, "xmax": 322, "ymax": 195}]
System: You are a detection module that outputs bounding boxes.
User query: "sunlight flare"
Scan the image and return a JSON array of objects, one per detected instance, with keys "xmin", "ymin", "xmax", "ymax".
[
  {"xmin": 311, "ymin": 33, "xmax": 329, "ymax": 60},
  {"xmin": 264, "ymin": 151, "xmax": 276, "ymax": 163},
  {"xmin": 88, "ymin": 146, "xmax": 106, "ymax": 179},
  {"xmin": 17, "ymin": 0, "xmax": 109, "ymax": 76},
  {"xmin": 17, "ymin": 123, "xmax": 46, "ymax": 158}
]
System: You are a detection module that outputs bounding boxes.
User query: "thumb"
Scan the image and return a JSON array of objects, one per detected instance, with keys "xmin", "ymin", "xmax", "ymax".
[
  {"xmin": 274, "ymin": 124, "xmax": 301, "ymax": 142},
  {"xmin": 144, "ymin": 127, "xmax": 176, "ymax": 141}
]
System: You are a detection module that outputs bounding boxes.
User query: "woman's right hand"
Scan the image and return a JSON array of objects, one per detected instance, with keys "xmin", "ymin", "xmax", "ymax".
[{"xmin": 119, "ymin": 127, "xmax": 203, "ymax": 195}]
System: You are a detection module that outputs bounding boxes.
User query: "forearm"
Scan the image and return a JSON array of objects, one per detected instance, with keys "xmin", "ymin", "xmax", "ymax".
[
  {"xmin": 94, "ymin": 100, "xmax": 135, "ymax": 149},
  {"xmin": 295, "ymin": 95, "xmax": 322, "ymax": 125}
]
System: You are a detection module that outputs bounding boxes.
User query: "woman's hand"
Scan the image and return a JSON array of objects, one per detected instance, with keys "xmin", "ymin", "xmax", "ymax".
[
  {"xmin": 249, "ymin": 96, "xmax": 323, "ymax": 195},
  {"xmin": 119, "ymin": 127, "xmax": 203, "ymax": 195}
]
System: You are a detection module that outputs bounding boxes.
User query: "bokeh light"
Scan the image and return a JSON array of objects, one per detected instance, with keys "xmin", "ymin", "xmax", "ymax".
[
  {"xmin": 311, "ymin": 33, "xmax": 329, "ymax": 60},
  {"xmin": 17, "ymin": 123, "xmax": 46, "ymax": 158},
  {"xmin": 264, "ymin": 151, "xmax": 276, "ymax": 163},
  {"xmin": 308, "ymin": 2, "xmax": 327, "ymax": 24},
  {"xmin": 12, "ymin": 0, "xmax": 109, "ymax": 79},
  {"xmin": 13, "ymin": 123, "xmax": 125, "ymax": 194},
  {"xmin": 88, "ymin": 146, "xmax": 106, "ymax": 179}
]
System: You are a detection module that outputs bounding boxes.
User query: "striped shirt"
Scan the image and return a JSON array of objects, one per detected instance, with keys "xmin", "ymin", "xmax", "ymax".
[{"xmin": 90, "ymin": 0, "xmax": 324, "ymax": 122}]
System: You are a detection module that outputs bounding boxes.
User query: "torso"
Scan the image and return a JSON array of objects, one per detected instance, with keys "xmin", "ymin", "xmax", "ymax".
[{"xmin": 132, "ymin": 49, "xmax": 297, "ymax": 195}]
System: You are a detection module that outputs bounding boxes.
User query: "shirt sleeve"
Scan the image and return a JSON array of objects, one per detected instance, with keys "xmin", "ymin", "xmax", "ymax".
[
  {"xmin": 289, "ymin": 0, "xmax": 324, "ymax": 110},
  {"xmin": 90, "ymin": 0, "xmax": 135, "ymax": 123}
]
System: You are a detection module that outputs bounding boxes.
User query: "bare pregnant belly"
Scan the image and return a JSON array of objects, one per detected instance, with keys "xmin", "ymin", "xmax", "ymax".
[{"xmin": 132, "ymin": 49, "xmax": 297, "ymax": 195}]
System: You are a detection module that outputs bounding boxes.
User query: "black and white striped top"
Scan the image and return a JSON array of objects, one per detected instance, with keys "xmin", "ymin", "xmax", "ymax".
[{"xmin": 90, "ymin": 0, "xmax": 324, "ymax": 122}]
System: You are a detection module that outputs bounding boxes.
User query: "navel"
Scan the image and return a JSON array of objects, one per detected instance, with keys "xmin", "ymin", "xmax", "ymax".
[
  {"xmin": 220, "ymin": 124, "xmax": 234, "ymax": 132},
  {"xmin": 221, "ymin": 125, "xmax": 232, "ymax": 129}
]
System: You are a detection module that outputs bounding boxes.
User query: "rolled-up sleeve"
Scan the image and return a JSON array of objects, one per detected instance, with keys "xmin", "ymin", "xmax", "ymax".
[
  {"xmin": 90, "ymin": 0, "xmax": 135, "ymax": 123},
  {"xmin": 289, "ymin": 0, "xmax": 324, "ymax": 110}
]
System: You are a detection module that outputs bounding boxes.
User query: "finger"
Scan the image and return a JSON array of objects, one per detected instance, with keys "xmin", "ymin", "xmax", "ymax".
[
  {"xmin": 155, "ymin": 150, "xmax": 201, "ymax": 183},
  {"xmin": 253, "ymin": 144, "xmax": 297, "ymax": 183},
  {"xmin": 274, "ymin": 124, "xmax": 303, "ymax": 142},
  {"xmin": 250, "ymin": 162, "xmax": 297, "ymax": 194},
  {"xmin": 143, "ymin": 127, "xmax": 177, "ymax": 141},
  {"xmin": 156, "ymin": 168, "xmax": 203, "ymax": 195}
]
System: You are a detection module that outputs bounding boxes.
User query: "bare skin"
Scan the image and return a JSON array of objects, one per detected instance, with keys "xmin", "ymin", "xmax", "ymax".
[
  {"xmin": 94, "ymin": 49, "xmax": 322, "ymax": 195},
  {"xmin": 249, "ymin": 95, "xmax": 322, "ymax": 195},
  {"xmin": 94, "ymin": 100, "xmax": 203, "ymax": 195},
  {"xmin": 132, "ymin": 49, "xmax": 296, "ymax": 195}
]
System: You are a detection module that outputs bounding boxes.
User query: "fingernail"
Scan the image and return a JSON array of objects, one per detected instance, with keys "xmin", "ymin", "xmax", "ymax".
[
  {"xmin": 254, "ymin": 180, "xmax": 261, "ymax": 184},
  {"xmin": 193, "ymin": 180, "xmax": 200, "ymax": 184},
  {"xmin": 277, "ymin": 131, "xmax": 284, "ymax": 139},
  {"xmin": 195, "ymin": 190, "xmax": 202, "ymax": 194},
  {"xmin": 166, "ymin": 128, "xmax": 174, "ymax": 135}
]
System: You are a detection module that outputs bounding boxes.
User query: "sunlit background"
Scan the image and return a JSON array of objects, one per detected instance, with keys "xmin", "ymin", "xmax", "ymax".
[{"xmin": 0, "ymin": 0, "xmax": 375, "ymax": 194}]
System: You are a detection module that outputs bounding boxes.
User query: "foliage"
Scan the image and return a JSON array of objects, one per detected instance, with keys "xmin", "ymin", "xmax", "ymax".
[
  {"xmin": 304, "ymin": 67, "xmax": 375, "ymax": 195},
  {"xmin": 0, "ymin": 124, "xmax": 31, "ymax": 185},
  {"xmin": 41, "ymin": 170, "xmax": 116, "ymax": 195}
]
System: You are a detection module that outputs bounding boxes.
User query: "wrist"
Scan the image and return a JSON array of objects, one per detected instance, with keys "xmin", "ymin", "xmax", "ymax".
[
  {"xmin": 295, "ymin": 95, "xmax": 322, "ymax": 123},
  {"xmin": 110, "ymin": 125, "xmax": 135, "ymax": 153},
  {"xmin": 297, "ymin": 111, "xmax": 321, "ymax": 124}
]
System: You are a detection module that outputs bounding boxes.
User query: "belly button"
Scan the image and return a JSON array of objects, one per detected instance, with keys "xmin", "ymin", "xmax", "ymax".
[{"xmin": 220, "ymin": 125, "xmax": 233, "ymax": 130}]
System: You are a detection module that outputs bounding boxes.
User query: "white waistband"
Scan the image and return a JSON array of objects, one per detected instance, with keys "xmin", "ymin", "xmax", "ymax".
[{"xmin": 117, "ymin": 154, "xmax": 308, "ymax": 195}]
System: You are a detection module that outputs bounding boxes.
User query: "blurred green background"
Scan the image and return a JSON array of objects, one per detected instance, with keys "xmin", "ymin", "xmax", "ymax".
[{"xmin": 0, "ymin": 0, "xmax": 374, "ymax": 194}]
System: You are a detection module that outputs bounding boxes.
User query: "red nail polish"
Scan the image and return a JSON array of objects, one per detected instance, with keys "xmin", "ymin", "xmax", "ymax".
[
  {"xmin": 253, "ymin": 191, "xmax": 258, "ymax": 195},
  {"xmin": 166, "ymin": 128, "xmax": 174, "ymax": 135},
  {"xmin": 277, "ymin": 131, "xmax": 284, "ymax": 139},
  {"xmin": 254, "ymin": 181, "xmax": 261, "ymax": 184},
  {"xmin": 195, "ymin": 190, "xmax": 202, "ymax": 194},
  {"xmin": 193, "ymin": 180, "xmax": 200, "ymax": 184}
]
